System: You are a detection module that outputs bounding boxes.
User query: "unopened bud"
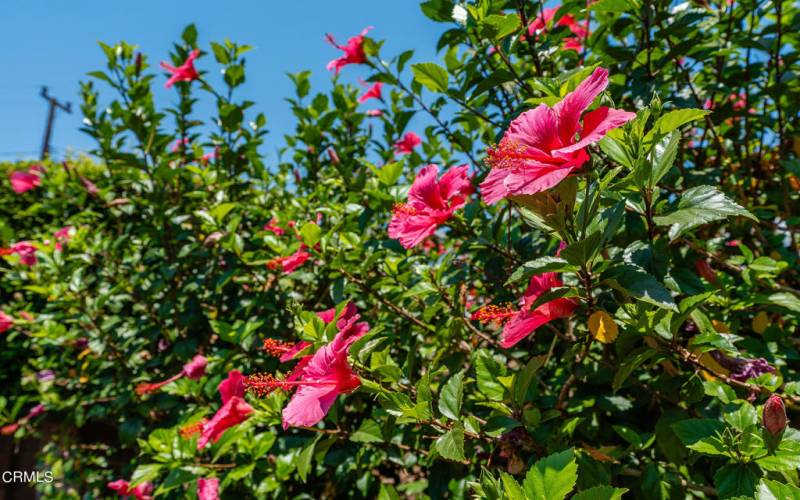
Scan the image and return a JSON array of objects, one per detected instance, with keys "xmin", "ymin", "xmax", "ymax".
[
  {"xmin": 763, "ymin": 394, "xmax": 787, "ymax": 436},
  {"xmin": 695, "ymin": 259, "xmax": 716, "ymax": 283}
]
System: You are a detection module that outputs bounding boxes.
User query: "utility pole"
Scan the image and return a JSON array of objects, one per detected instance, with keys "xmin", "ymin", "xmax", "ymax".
[{"xmin": 39, "ymin": 86, "xmax": 72, "ymax": 160}]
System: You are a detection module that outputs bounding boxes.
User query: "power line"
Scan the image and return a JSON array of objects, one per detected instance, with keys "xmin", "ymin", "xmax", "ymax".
[{"xmin": 39, "ymin": 86, "xmax": 72, "ymax": 160}]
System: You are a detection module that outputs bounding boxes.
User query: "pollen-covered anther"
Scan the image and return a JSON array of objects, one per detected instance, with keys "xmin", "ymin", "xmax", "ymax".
[
  {"xmin": 179, "ymin": 419, "xmax": 207, "ymax": 439},
  {"xmin": 244, "ymin": 373, "xmax": 291, "ymax": 397},
  {"xmin": 392, "ymin": 203, "xmax": 418, "ymax": 216},
  {"xmin": 262, "ymin": 338, "xmax": 296, "ymax": 357},
  {"xmin": 471, "ymin": 303, "xmax": 517, "ymax": 325},
  {"xmin": 485, "ymin": 141, "xmax": 528, "ymax": 169}
]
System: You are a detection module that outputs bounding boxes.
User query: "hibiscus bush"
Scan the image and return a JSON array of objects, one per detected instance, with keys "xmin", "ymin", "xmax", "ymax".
[{"xmin": 2, "ymin": 0, "xmax": 800, "ymax": 498}]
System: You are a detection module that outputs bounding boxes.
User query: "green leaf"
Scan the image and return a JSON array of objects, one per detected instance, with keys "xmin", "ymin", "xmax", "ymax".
[
  {"xmin": 671, "ymin": 419, "xmax": 729, "ymax": 455},
  {"xmin": 378, "ymin": 161, "xmax": 404, "ymax": 186},
  {"xmin": 505, "ymin": 257, "xmax": 576, "ymax": 286},
  {"xmin": 479, "ymin": 13, "xmax": 521, "ymax": 39},
  {"xmin": 572, "ymin": 485, "xmax": 629, "ymax": 500},
  {"xmin": 296, "ymin": 435, "xmax": 321, "ymax": 482},
  {"xmin": 756, "ymin": 479, "xmax": 800, "ymax": 500},
  {"xmin": 644, "ymin": 108, "xmax": 709, "ymax": 145},
  {"xmin": 411, "ymin": 62, "xmax": 449, "ymax": 93},
  {"xmin": 612, "ymin": 347, "xmax": 655, "ymax": 391},
  {"xmin": 598, "ymin": 136, "xmax": 632, "ymax": 168},
  {"xmin": 602, "ymin": 264, "xmax": 677, "ymax": 310},
  {"xmin": 522, "ymin": 449, "xmax": 578, "ymax": 500},
  {"xmin": 650, "ymin": 131, "xmax": 680, "ymax": 187},
  {"xmin": 435, "ymin": 422, "xmax": 465, "ymax": 461},
  {"xmin": 438, "ymin": 371, "xmax": 464, "ymax": 420},
  {"xmin": 763, "ymin": 292, "xmax": 800, "ymax": 313},
  {"xmin": 130, "ymin": 463, "xmax": 163, "ymax": 487},
  {"xmin": 300, "ymin": 222, "xmax": 322, "ymax": 247},
  {"xmin": 560, "ymin": 232, "xmax": 603, "ymax": 267},
  {"xmin": 724, "ymin": 403, "xmax": 758, "ymax": 432},
  {"xmin": 474, "ymin": 350, "xmax": 507, "ymax": 401},
  {"xmin": 714, "ymin": 464, "xmax": 758, "ymax": 499},
  {"xmin": 472, "ymin": 69, "xmax": 515, "ymax": 98},
  {"xmin": 591, "ymin": 0, "xmax": 634, "ymax": 14},
  {"xmin": 654, "ymin": 186, "xmax": 756, "ymax": 240},
  {"xmin": 350, "ymin": 419, "xmax": 384, "ymax": 443},
  {"xmin": 500, "ymin": 473, "xmax": 526, "ymax": 500}
]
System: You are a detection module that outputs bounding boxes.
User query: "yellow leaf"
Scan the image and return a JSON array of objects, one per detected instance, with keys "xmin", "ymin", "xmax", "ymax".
[
  {"xmin": 712, "ymin": 320, "xmax": 729, "ymax": 333},
  {"xmin": 752, "ymin": 311, "xmax": 769, "ymax": 334},
  {"xmin": 589, "ymin": 310, "xmax": 618, "ymax": 344}
]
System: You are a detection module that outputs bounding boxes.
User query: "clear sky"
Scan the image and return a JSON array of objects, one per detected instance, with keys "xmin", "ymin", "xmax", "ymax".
[{"xmin": 0, "ymin": 1, "xmax": 445, "ymax": 161}]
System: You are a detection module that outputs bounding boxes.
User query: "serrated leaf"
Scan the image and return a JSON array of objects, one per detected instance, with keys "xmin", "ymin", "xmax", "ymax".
[
  {"xmin": 654, "ymin": 185, "xmax": 756, "ymax": 240},
  {"xmin": 522, "ymin": 449, "xmax": 578, "ymax": 500},
  {"xmin": 602, "ymin": 264, "xmax": 677, "ymax": 310},
  {"xmin": 435, "ymin": 422, "xmax": 465, "ymax": 461},
  {"xmin": 300, "ymin": 222, "xmax": 322, "ymax": 247},
  {"xmin": 480, "ymin": 13, "xmax": 521, "ymax": 39},
  {"xmin": 650, "ymin": 131, "xmax": 680, "ymax": 187},
  {"xmin": 350, "ymin": 419, "xmax": 384, "ymax": 443},
  {"xmin": 714, "ymin": 464, "xmax": 758, "ymax": 499},
  {"xmin": 411, "ymin": 62, "xmax": 449, "ymax": 93},
  {"xmin": 573, "ymin": 485, "xmax": 629, "ymax": 500},
  {"xmin": 296, "ymin": 435, "xmax": 320, "ymax": 482},
  {"xmin": 438, "ymin": 371, "xmax": 464, "ymax": 420},
  {"xmin": 756, "ymin": 479, "xmax": 800, "ymax": 499},
  {"xmin": 505, "ymin": 257, "xmax": 576, "ymax": 285},
  {"xmin": 644, "ymin": 108, "xmax": 710, "ymax": 145}
]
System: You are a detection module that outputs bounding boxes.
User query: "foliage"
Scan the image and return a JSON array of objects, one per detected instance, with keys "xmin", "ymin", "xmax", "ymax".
[{"xmin": 1, "ymin": 0, "xmax": 799, "ymax": 497}]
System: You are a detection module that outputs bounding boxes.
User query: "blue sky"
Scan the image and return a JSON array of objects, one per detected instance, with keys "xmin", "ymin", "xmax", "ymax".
[{"xmin": 0, "ymin": 1, "xmax": 445, "ymax": 161}]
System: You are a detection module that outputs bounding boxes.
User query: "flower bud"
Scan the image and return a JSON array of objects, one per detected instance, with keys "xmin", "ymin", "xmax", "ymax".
[
  {"xmin": 695, "ymin": 259, "xmax": 716, "ymax": 283},
  {"xmin": 763, "ymin": 394, "xmax": 787, "ymax": 436}
]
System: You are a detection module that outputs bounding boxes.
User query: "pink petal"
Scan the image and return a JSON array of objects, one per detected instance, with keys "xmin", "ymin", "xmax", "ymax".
[
  {"xmin": 197, "ymin": 478, "xmax": 220, "ymax": 500},
  {"xmin": 554, "ymin": 106, "xmax": 636, "ymax": 155},
  {"xmin": 504, "ymin": 104, "xmax": 562, "ymax": 151},
  {"xmin": 282, "ymin": 383, "xmax": 339, "ymax": 429},
  {"xmin": 218, "ymin": 369, "xmax": 245, "ymax": 404},
  {"xmin": 554, "ymin": 67, "xmax": 609, "ymax": 146},
  {"xmin": 408, "ymin": 164, "xmax": 444, "ymax": 210}
]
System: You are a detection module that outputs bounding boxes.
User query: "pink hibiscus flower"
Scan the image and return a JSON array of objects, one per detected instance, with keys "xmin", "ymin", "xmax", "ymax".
[
  {"xmin": 9, "ymin": 169, "xmax": 42, "ymax": 194},
  {"xmin": 394, "ymin": 132, "xmax": 422, "ymax": 155},
  {"xmin": 135, "ymin": 355, "xmax": 207, "ymax": 395},
  {"xmin": 388, "ymin": 164, "xmax": 473, "ymax": 249},
  {"xmin": 481, "ymin": 67, "xmax": 635, "ymax": 205},
  {"xmin": 358, "ymin": 81, "xmax": 383, "ymax": 103},
  {"xmin": 54, "ymin": 226, "xmax": 73, "ymax": 251},
  {"xmin": 246, "ymin": 303, "xmax": 368, "ymax": 429},
  {"xmin": 524, "ymin": 6, "xmax": 587, "ymax": 51},
  {"xmin": 3, "ymin": 242, "xmax": 38, "ymax": 266},
  {"xmin": 160, "ymin": 49, "xmax": 200, "ymax": 88},
  {"xmin": 263, "ymin": 217, "xmax": 286, "ymax": 236},
  {"xmin": 0, "ymin": 311, "xmax": 13, "ymax": 334},
  {"xmin": 325, "ymin": 27, "xmax": 372, "ymax": 74},
  {"xmin": 198, "ymin": 477, "xmax": 220, "ymax": 500},
  {"xmin": 472, "ymin": 272, "xmax": 576, "ymax": 348},
  {"xmin": 266, "ymin": 246, "xmax": 311, "ymax": 274},
  {"xmin": 197, "ymin": 383, "xmax": 254, "ymax": 449},
  {"xmin": 107, "ymin": 479, "xmax": 154, "ymax": 500}
]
